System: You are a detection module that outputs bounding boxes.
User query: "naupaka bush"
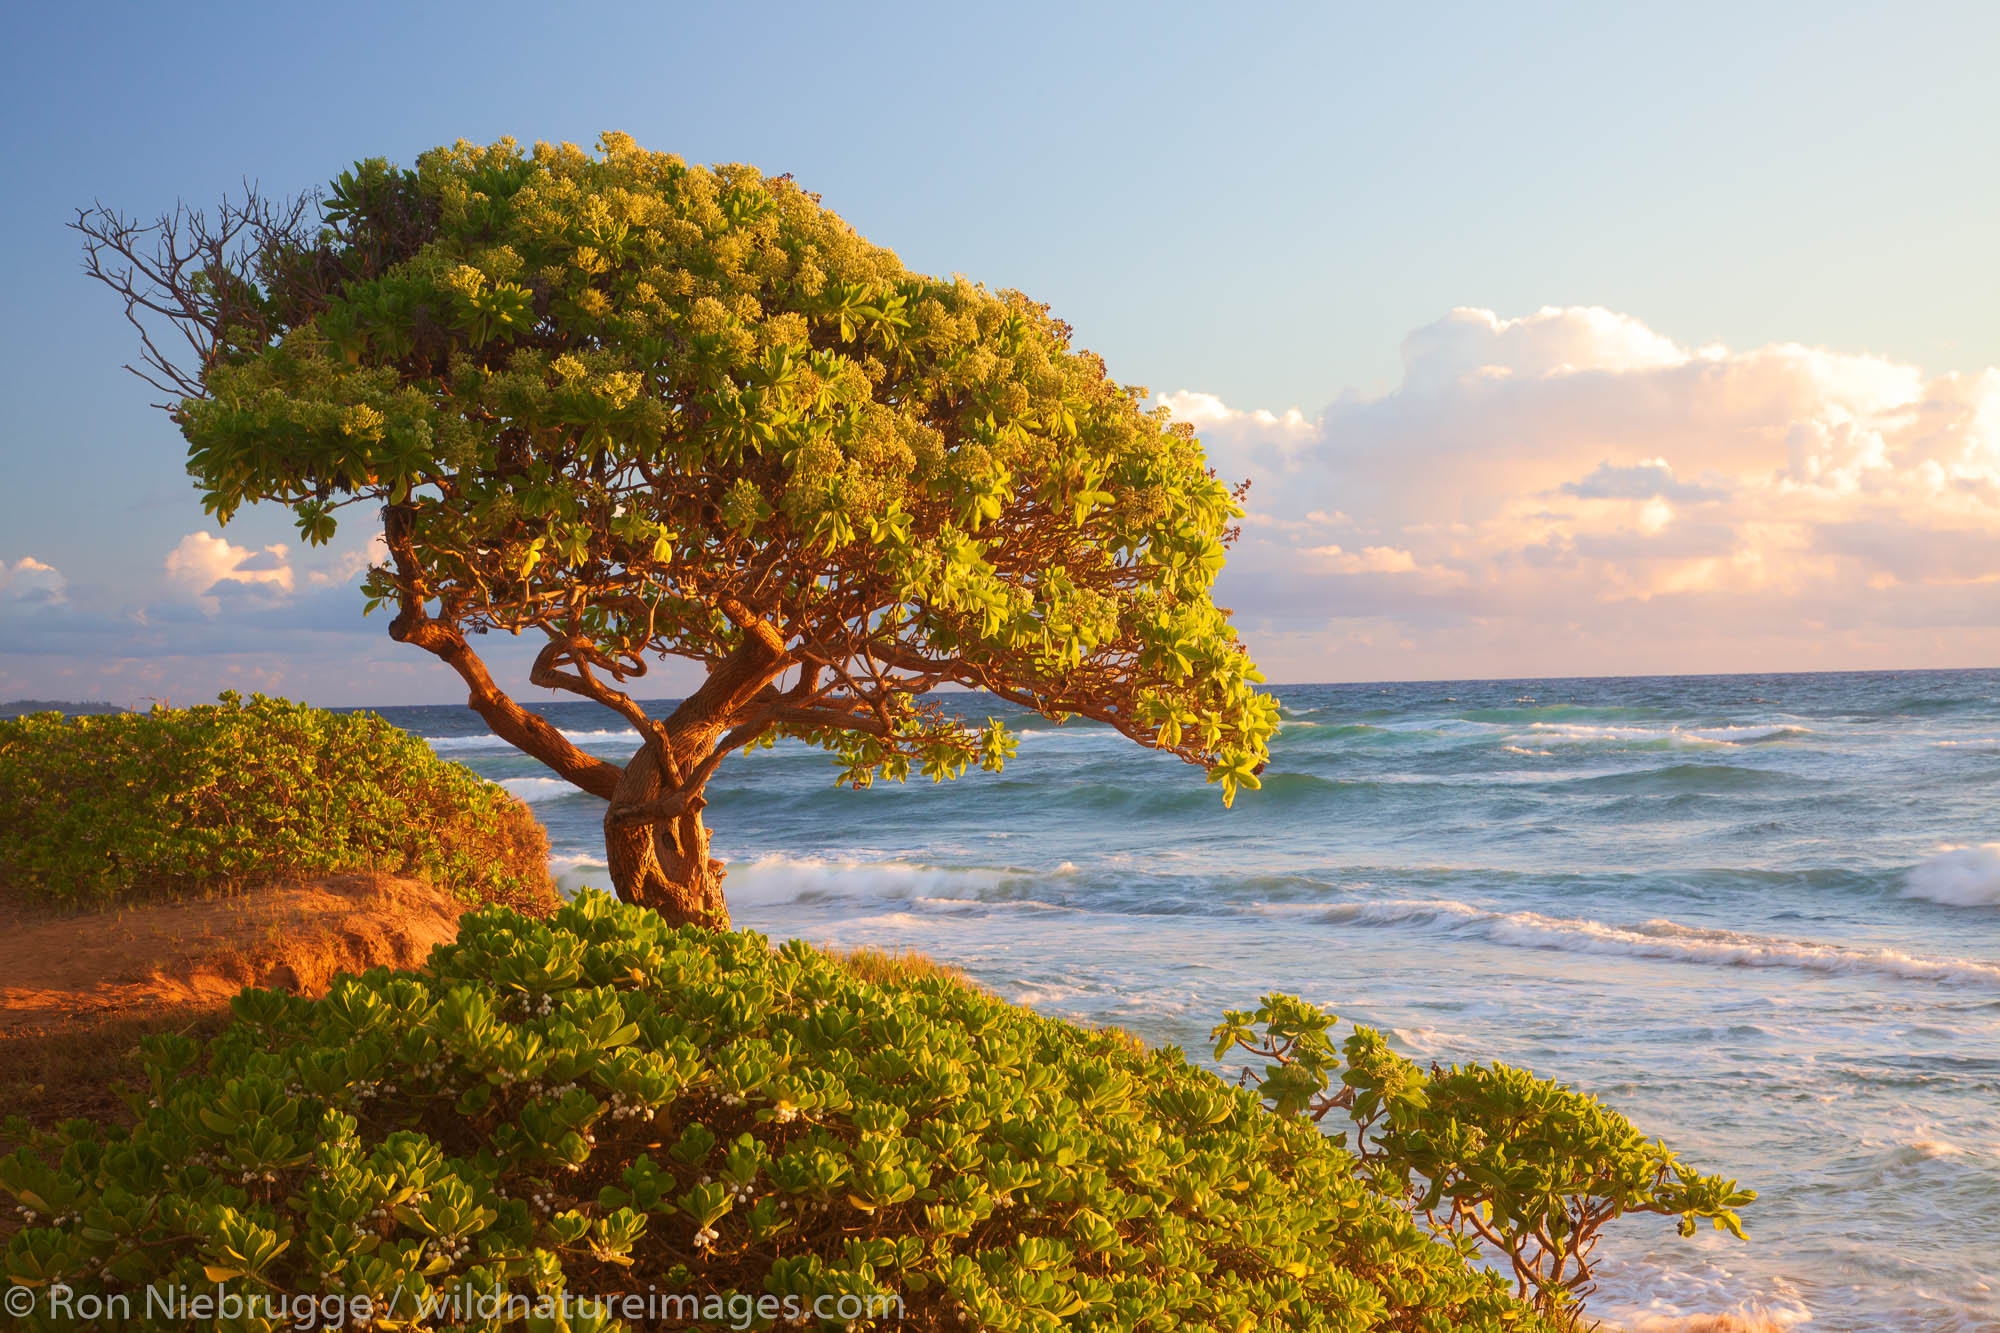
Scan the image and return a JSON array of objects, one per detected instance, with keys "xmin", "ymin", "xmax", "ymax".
[
  {"xmin": 0, "ymin": 692, "xmax": 550, "ymax": 908},
  {"xmin": 1214, "ymin": 994, "xmax": 1756, "ymax": 1319},
  {"xmin": 2, "ymin": 893, "xmax": 1550, "ymax": 1331}
]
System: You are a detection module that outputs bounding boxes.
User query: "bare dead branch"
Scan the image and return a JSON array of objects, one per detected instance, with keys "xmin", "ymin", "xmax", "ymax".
[{"xmin": 72, "ymin": 185, "xmax": 318, "ymax": 408}]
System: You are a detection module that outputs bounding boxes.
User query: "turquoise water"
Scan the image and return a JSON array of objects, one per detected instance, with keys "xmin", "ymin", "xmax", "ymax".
[{"xmin": 379, "ymin": 669, "xmax": 2000, "ymax": 1331}]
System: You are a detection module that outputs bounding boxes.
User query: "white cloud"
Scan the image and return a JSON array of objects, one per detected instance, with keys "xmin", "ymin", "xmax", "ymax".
[
  {"xmin": 1303, "ymin": 544, "xmax": 1425, "ymax": 575},
  {"xmin": 1173, "ymin": 306, "xmax": 2000, "ymax": 679},
  {"xmin": 0, "ymin": 556, "xmax": 67, "ymax": 605},
  {"xmin": 164, "ymin": 533, "xmax": 294, "ymax": 613},
  {"xmin": 1397, "ymin": 306, "xmax": 1689, "ymax": 389},
  {"xmin": 306, "ymin": 535, "xmax": 389, "ymax": 588}
]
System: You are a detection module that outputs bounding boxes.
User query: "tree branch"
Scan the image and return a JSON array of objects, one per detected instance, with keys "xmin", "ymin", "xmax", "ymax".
[
  {"xmin": 529, "ymin": 636, "xmax": 660, "ymax": 739},
  {"xmin": 384, "ymin": 507, "xmax": 621, "ymax": 800}
]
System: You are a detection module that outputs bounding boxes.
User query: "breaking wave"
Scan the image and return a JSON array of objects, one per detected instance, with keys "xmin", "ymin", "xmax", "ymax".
[
  {"xmin": 1313, "ymin": 898, "xmax": 2000, "ymax": 988},
  {"xmin": 1905, "ymin": 845, "xmax": 2000, "ymax": 907},
  {"xmin": 424, "ymin": 726, "xmax": 638, "ymax": 753},
  {"xmin": 493, "ymin": 776, "xmax": 584, "ymax": 804}
]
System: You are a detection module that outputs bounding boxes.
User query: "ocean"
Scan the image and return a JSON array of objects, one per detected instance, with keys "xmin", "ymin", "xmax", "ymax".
[{"xmin": 372, "ymin": 668, "xmax": 2000, "ymax": 1332}]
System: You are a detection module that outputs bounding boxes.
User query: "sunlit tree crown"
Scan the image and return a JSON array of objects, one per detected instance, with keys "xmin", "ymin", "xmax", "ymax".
[{"xmin": 179, "ymin": 133, "xmax": 1276, "ymax": 800}]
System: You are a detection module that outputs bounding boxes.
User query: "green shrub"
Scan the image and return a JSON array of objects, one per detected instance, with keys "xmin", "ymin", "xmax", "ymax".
[
  {"xmin": 1213, "ymin": 995, "xmax": 1756, "ymax": 1320},
  {"xmin": 0, "ymin": 691, "xmax": 550, "ymax": 909},
  {"xmin": 2, "ymin": 894, "xmax": 1550, "ymax": 1331}
]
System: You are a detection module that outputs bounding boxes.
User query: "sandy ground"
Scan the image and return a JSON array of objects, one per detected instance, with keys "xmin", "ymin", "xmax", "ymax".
[{"xmin": 0, "ymin": 873, "xmax": 467, "ymax": 1037}]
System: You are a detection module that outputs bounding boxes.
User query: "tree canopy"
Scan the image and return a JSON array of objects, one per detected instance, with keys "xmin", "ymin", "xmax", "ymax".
[{"xmin": 80, "ymin": 133, "xmax": 1277, "ymax": 922}]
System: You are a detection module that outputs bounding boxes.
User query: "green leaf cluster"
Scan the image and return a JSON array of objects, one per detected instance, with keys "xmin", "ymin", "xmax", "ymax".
[
  {"xmin": 3, "ymin": 895, "xmax": 1552, "ymax": 1331},
  {"xmin": 173, "ymin": 132, "xmax": 1275, "ymax": 799},
  {"xmin": 1214, "ymin": 996, "xmax": 1756, "ymax": 1317},
  {"xmin": 0, "ymin": 693, "xmax": 550, "ymax": 908}
]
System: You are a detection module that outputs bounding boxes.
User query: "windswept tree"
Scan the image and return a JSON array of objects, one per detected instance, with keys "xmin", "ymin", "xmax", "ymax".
[{"xmin": 78, "ymin": 134, "xmax": 1277, "ymax": 926}]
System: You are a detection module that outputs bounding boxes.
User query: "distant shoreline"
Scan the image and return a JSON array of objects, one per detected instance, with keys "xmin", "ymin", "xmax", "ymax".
[{"xmin": 0, "ymin": 699, "xmax": 126, "ymax": 718}]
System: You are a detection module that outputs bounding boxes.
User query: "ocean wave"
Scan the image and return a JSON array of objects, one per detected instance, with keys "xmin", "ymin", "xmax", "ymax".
[
  {"xmin": 719, "ymin": 853, "xmax": 1049, "ymax": 909},
  {"xmin": 1275, "ymin": 722, "xmax": 1460, "ymax": 751},
  {"xmin": 423, "ymin": 733, "xmax": 514, "ymax": 752},
  {"xmin": 552, "ymin": 853, "xmax": 1042, "ymax": 907},
  {"xmin": 1461, "ymin": 704, "xmax": 1667, "ymax": 724},
  {"xmin": 425, "ymin": 726, "xmax": 638, "ymax": 753},
  {"xmin": 495, "ymin": 776, "xmax": 586, "ymax": 804},
  {"xmin": 1691, "ymin": 724, "xmax": 1814, "ymax": 744},
  {"xmin": 1588, "ymin": 1251, "xmax": 1812, "ymax": 1332},
  {"xmin": 1276, "ymin": 719, "xmax": 1815, "ymax": 760},
  {"xmin": 1526, "ymin": 722, "xmax": 1812, "ymax": 748},
  {"xmin": 1008, "ymin": 726, "xmax": 1130, "ymax": 752},
  {"xmin": 1282, "ymin": 722, "xmax": 1388, "ymax": 739},
  {"xmin": 1558, "ymin": 763, "xmax": 1796, "ymax": 794},
  {"xmin": 1887, "ymin": 694, "xmax": 1986, "ymax": 715},
  {"xmin": 1904, "ymin": 845, "xmax": 2000, "ymax": 907},
  {"xmin": 1388, "ymin": 1025, "xmax": 1474, "ymax": 1055},
  {"xmin": 1046, "ymin": 772, "xmax": 1409, "ymax": 817},
  {"xmin": 1884, "ymin": 1137, "xmax": 1967, "ymax": 1164},
  {"xmin": 1315, "ymin": 898, "xmax": 2000, "ymax": 988}
]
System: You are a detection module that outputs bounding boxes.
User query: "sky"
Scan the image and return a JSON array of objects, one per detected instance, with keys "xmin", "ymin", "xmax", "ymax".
[{"xmin": 2, "ymin": 1, "xmax": 1996, "ymax": 704}]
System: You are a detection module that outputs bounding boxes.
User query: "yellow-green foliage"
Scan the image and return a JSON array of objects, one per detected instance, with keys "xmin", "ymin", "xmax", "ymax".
[
  {"xmin": 1214, "ymin": 995, "xmax": 1756, "ymax": 1317},
  {"xmin": 2, "ymin": 895, "xmax": 1549, "ymax": 1331},
  {"xmin": 175, "ymin": 134, "xmax": 1276, "ymax": 802},
  {"xmin": 825, "ymin": 945, "xmax": 980, "ymax": 993},
  {"xmin": 0, "ymin": 692, "xmax": 550, "ymax": 908}
]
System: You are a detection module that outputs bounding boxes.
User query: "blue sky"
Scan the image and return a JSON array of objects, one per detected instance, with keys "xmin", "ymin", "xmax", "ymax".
[{"xmin": 3, "ymin": 2, "xmax": 1997, "ymax": 703}]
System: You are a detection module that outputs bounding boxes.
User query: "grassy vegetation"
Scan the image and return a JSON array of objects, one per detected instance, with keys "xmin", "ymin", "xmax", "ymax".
[
  {"xmin": 0, "ymin": 692, "xmax": 552, "ymax": 910},
  {"xmin": 0, "ymin": 697, "xmax": 1751, "ymax": 1328},
  {"xmin": 822, "ymin": 944, "xmax": 980, "ymax": 993},
  {"xmin": 0, "ymin": 1011, "xmax": 232, "ymax": 1159},
  {"xmin": 1217, "ymin": 995, "xmax": 1755, "ymax": 1320},
  {"xmin": 0, "ymin": 872, "xmax": 482, "ymax": 1151},
  {"xmin": 0, "ymin": 936, "xmax": 985, "ymax": 1170},
  {"xmin": 2, "ymin": 940, "xmax": 984, "ymax": 1149},
  {"xmin": 2, "ymin": 894, "xmax": 1553, "ymax": 1331}
]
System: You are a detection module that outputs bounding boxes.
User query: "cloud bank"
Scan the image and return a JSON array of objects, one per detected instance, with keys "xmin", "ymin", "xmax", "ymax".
[
  {"xmin": 0, "ymin": 557, "xmax": 66, "ymax": 606},
  {"xmin": 3, "ymin": 305, "xmax": 1996, "ymax": 701},
  {"xmin": 1177, "ymin": 306, "xmax": 2000, "ymax": 681},
  {"xmin": 0, "ymin": 532, "xmax": 443, "ymax": 705}
]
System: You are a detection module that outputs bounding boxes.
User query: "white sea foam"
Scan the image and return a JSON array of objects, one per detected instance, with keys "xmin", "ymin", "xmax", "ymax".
[
  {"xmin": 1388, "ymin": 1025, "xmax": 1474, "ymax": 1055},
  {"xmin": 1402, "ymin": 718, "xmax": 1507, "ymax": 736},
  {"xmin": 425, "ymin": 727, "xmax": 638, "ymax": 753},
  {"xmin": 1904, "ymin": 844, "xmax": 2000, "ymax": 907},
  {"xmin": 1587, "ymin": 1252, "xmax": 1812, "ymax": 1333},
  {"xmin": 916, "ymin": 895, "xmax": 1071, "ymax": 913},
  {"xmin": 1009, "ymin": 726, "xmax": 1126, "ymax": 751},
  {"xmin": 714, "ymin": 853, "xmax": 1032, "ymax": 909},
  {"xmin": 423, "ymin": 735, "xmax": 511, "ymax": 752},
  {"xmin": 495, "ymin": 776, "xmax": 583, "ymax": 804},
  {"xmin": 551, "ymin": 856, "xmax": 614, "ymax": 898},
  {"xmin": 1317, "ymin": 898, "xmax": 2000, "ymax": 988},
  {"xmin": 1892, "ymin": 1138, "xmax": 1966, "ymax": 1162},
  {"xmin": 1685, "ymin": 723, "xmax": 1813, "ymax": 743},
  {"xmin": 552, "ymin": 851, "xmax": 1076, "ymax": 911},
  {"xmin": 1523, "ymin": 722, "xmax": 1809, "ymax": 748}
]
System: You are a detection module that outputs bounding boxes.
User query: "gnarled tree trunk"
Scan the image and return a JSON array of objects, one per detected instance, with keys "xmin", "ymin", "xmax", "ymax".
[
  {"xmin": 595, "ymin": 609, "xmax": 791, "ymax": 928},
  {"xmin": 602, "ymin": 736, "xmax": 730, "ymax": 929}
]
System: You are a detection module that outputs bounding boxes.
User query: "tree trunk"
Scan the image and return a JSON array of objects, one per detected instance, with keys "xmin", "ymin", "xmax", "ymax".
[
  {"xmin": 602, "ymin": 738, "xmax": 730, "ymax": 928},
  {"xmin": 595, "ymin": 621, "xmax": 791, "ymax": 929}
]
